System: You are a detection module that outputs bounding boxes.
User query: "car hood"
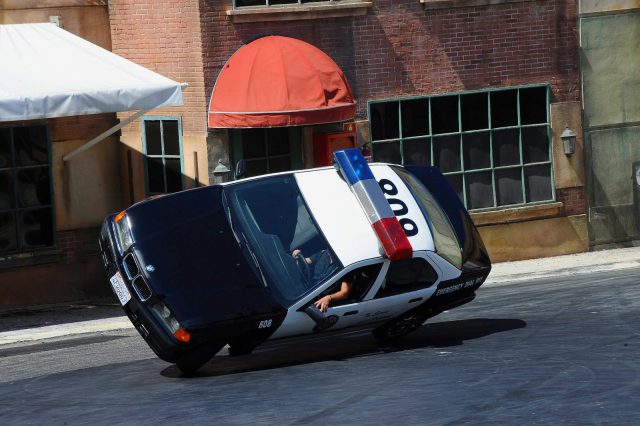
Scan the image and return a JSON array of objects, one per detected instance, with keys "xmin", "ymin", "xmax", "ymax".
[{"xmin": 125, "ymin": 186, "xmax": 283, "ymax": 329}]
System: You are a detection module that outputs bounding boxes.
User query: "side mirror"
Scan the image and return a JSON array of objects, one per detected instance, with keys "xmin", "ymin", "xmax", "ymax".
[{"xmin": 235, "ymin": 159, "xmax": 246, "ymax": 180}]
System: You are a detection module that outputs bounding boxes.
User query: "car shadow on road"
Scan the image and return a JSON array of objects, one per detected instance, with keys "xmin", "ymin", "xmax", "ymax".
[{"xmin": 160, "ymin": 318, "xmax": 526, "ymax": 379}]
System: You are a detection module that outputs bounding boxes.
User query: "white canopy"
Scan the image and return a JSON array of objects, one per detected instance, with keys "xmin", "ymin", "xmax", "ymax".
[{"xmin": 0, "ymin": 23, "xmax": 183, "ymax": 122}]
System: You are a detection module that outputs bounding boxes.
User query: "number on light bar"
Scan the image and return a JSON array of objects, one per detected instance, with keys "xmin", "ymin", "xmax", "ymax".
[{"xmin": 333, "ymin": 148, "xmax": 412, "ymax": 261}]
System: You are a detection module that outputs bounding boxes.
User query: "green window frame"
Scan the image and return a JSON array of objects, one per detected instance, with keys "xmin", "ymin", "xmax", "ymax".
[
  {"xmin": 233, "ymin": 0, "xmax": 341, "ymax": 8},
  {"xmin": 229, "ymin": 127, "xmax": 303, "ymax": 179},
  {"xmin": 368, "ymin": 85, "xmax": 555, "ymax": 211},
  {"xmin": 142, "ymin": 117, "xmax": 184, "ymax": 196},
  {"xmin": 0, "ymin": 124, "xmax": 55, "ymax": 254}
]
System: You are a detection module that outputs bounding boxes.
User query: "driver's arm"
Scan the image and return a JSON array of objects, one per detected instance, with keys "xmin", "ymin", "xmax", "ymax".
[{"xmin": 314, "ymin": 280, "xmax": 353, "ymax": 313}]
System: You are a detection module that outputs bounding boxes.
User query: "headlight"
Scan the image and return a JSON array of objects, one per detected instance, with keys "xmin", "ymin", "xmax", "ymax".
[
  {"xmin": 152, "ymin": 301, "xmax": 191, "ymax": 343},
  {"xmin": 113, "ymin": 211, "xmax": 134, "ymax": 255}
]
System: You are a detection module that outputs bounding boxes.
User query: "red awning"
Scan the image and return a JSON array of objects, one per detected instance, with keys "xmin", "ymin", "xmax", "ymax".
[{"xmin": 208, "ymin": 36, "xmax": 356, "ymax": 128}]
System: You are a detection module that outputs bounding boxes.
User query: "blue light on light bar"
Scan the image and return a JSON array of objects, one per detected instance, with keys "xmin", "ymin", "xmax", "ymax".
[{"xmin": 333, "ymin": 148, "xmax": 375, "ymax": 185}]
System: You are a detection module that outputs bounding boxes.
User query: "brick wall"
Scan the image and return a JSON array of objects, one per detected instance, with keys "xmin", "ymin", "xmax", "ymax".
[
  {"xmin": 557, "ymin": 186, "xmax": 587, "ymax": 216},
  {"xmin": 56, "ymin": 227, "xmax": 101, "ymax": 263},
  {"xmin": 199, "ymin": 0, "xmax": 579, "ymax": 119},
  {"xmin": 107, "ymin": 0, "xmax": 208, "ymax": 135}
]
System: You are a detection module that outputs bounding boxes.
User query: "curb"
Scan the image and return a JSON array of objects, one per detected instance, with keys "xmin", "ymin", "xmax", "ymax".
[{"xmin": 0, "ymin": 317, "xmax": 133, "ymax": 346}]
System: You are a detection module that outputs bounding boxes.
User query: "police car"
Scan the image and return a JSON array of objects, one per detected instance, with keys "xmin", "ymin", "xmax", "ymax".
[{"xmin": 99, "ymin": 149, "xmax": 491, "ymax": 374}]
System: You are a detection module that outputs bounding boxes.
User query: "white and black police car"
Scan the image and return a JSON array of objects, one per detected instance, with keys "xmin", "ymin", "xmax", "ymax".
[{"xmin": 99, "ymin": 148, "xmax": 491, "ymax": 373}]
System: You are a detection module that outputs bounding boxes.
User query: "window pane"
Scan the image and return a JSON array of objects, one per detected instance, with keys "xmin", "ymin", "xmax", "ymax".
[
  {"xmin": 146, "ymin": 157, "xmax": 165, "ymax": 193},
  {"xmin": 433, "ymin": 135, "xmax": 460, "ymax": 173},
  {"xmin": 525, "ymin": 164, "xmax": 552, "ymax": 202},
  {"xmin": 268, "ymin": 156, "xmax": 291, "ymax": 173},
  {"xmin": 522, "ymin": 126, "xmax": 549, "ymax": 163},
  {"xmin": 461, "ymin": 93, "xmax": 488, "ymax": 131},
  {"xmin": 267, "ymin": 128, "xmax": 290, "ymax": 156},
  {"xmin": 466, "ymin": 171, "xmax": 494, "ymax": 209},
  {"xmin": 19, "ymin": 208, "xmax": 53, "ymax": 248},
  {"xmin": 163, "ymin": 120, "xmax": 180, "ymax": 156},
  {"xmin": 372, "ymin": 141, "xmax": 401, "ymax": 164},
  {"xmin": 144, "ymin": 121, "xmax": 162, "ymax": 156},
  {"xmin": 14, "ymin": 126, "xmax": 48, "ymax": 166},
  {"xmin": 165, "ymin": 159, "xmax": 182, "ymax": 193},
  {"xmin": 0, "ymin": 212, "xmax": 17, "ymax": 252},
  {"xmin": 245, "ymin": 159, "xmax": 268, "ymax": 177},
  {"xmin": 490, "ymin": 90, "xmax": 518, "ymax": 128},
  {"xmin": 0, "ymin": 170, "xmax": 14, "ymax": 209},
  {"xmin": 17, "ymin": 167, "xmax": 50, "ymax": 207},
  {"xmin": 496, "ymin": 168, "xmax": 524, "ymax": 206},
  {"xmin": 493, "ymin": 129, "xmax": 520, "ymax": 167},
  {"xmin": 431, "ymin": 96, "xmax": 458, "ymax": 134},
  {"xmin": 375, "ymin": 258, "xmax": 438, "ymax": 298},
  {"xmin": 401, "ymin": 99, "xmax": 429, "ymax": 137},
  {"xmin": 463, "ymin": 132, "xmax": 490, "ymax": 170},
  {"xmin": 370, "ymin": 102, "xmax": 399, "ymax": 140},
  {"xmin": 0, "ymin": 128, "xmax": 12, "ymax": 168},
  {"xmin": 242, "ymin": 128, "xmax": 266, "ymax": 158},
  {"xmin": 402, "ymin": 138, "xmax": 430, "ymax": 165},
  {"xmin": 520, "ymin": 87, "xmax": 547, "ymax": 125},
  {"xmin": 445, "ymin": 174, "xmax": 464, "ymax": 203}
]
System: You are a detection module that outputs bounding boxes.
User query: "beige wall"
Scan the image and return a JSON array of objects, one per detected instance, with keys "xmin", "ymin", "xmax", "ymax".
[
  {"xmin": 52, "ymin": 135, "xmax": 123, "ymax": 230},
  {"xmin": 479, "ymin": 215, "xmax": 589, "ymax": 262},
  {"xmin": 550, "ymin": 102, "xmax": 585, "ymax": 189}
]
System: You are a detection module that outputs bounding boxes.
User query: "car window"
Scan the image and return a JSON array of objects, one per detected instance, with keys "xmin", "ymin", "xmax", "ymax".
[
  {"xmin": 316, "ymin": 263, "xmax": 383, "ymax": 306},
  {"xmin": 225, "ymin": 175, "xmax": 341, "ymax": 307},
  {"xmin": 374, "ymin": 258, "xmax": 438, "ymax": 298}
]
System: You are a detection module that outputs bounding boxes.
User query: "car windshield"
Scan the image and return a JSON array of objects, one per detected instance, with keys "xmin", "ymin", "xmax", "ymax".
[{"xmin": 224, "ymin": 175, "xmax": 341, "ymax": 307}]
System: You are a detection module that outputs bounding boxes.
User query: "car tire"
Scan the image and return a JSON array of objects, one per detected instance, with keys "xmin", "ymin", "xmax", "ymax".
[
  {"xmin": 175, "ymin": 341, "xmax": 225, "ymax": 375},
  {"xmin": 228, "ymin": 340, "xmax": 260, "ymax": 357},
  {"xmin": 372, "ymin": 312, "xmax": 427, "ymax": 342}
]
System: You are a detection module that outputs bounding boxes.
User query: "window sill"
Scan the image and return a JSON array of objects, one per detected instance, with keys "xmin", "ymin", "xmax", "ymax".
[
  {"xmin": 470, "ymin": 202, "xmax": 564, "ymax": 227},
  {"xmin": 420, "ymin": 0, "xmax": 534, "ymax": 10},
  {"xmin": 0, "ymin": 249, "xmax": 64, "ymax": 271},
  {"xmin": 227, "ymin": 1, "xmax": 373, "ymax": 23}
]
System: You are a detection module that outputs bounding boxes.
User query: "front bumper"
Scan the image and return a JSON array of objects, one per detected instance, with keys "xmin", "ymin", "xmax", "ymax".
[{"xmin": 99, "ymin": 219, "xmax": 186, "ymax": 363}]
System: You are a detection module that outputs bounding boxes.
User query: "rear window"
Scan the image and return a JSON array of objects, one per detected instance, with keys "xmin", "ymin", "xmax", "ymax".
[{"xmin": 392, "ymin": 166, "xmax": 462, "ymax": 269}]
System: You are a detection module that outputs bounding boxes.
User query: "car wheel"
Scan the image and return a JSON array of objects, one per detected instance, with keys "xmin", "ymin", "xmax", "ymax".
[
  {"xmin": 373, "ymin": 312, "xmax": 426, "ymax": 342},
  {"xmin": 175, "ymin": 341, "xmax": 225, "ymax": 375}
]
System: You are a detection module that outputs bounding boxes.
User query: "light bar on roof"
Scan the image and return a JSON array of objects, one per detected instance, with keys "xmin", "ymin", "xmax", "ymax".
[{"xmin": 333, "ymin": 148, "xmax": 412, "ymax": 261}]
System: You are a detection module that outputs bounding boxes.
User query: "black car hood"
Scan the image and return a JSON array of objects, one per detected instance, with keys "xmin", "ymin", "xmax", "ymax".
[{"xmin": 125, "ymin": 186, "xmax": 283, "ymax": 329}]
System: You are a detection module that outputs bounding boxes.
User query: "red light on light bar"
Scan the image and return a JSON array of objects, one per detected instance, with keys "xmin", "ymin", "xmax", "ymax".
[
  {"xmin": 372, "ymin": 218, "xmax": 413, "ymax": 261},
  {"xmin": 114, "ymin": 211, "xmax": 126, "ymax": 223}
]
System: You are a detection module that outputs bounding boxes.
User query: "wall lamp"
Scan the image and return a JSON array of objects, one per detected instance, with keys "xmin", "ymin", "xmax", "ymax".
[
  {"xmin": 213, "ymin": 159, "xmax": 231, "ymax": 183},
  {"xmin": 561, "ymin": 126, "xmax": 577, "ymax": 156}
]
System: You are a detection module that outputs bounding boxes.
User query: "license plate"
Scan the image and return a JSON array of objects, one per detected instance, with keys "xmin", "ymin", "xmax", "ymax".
[{"xmin": 110, "ymin": 271, "xmax": 132, "ymax": 306}]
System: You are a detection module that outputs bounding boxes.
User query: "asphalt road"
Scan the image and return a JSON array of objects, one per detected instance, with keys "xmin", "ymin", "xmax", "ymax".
[{"xmin": 1, "ymin": 267, "xmax": 639, "ymax": 425}]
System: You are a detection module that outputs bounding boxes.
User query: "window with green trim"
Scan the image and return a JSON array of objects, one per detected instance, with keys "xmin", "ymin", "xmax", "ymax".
[
  {"xmin": 369, "ymin": 85, "xmax": 554, "ymax": 210},
  {"xmin": 142, "ymin": 117, "xmax": 183, "ymax": 196},
  {"xmin": 0, "ymin": 124, "xmax": 54, "ymax": 254}
]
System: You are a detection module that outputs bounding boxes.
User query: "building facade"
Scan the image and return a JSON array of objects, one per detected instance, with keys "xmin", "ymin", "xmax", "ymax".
[
  {"xmin": 7, "ymin": 0, "xmax": 636, "ymax": 308},
  {"xmin": 0, "ymin": 1, "xmax": 121, "ymax": 308},
  {"xmin": 109, "ymin": 0, "xmax": 588, "ymax": 263}
]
